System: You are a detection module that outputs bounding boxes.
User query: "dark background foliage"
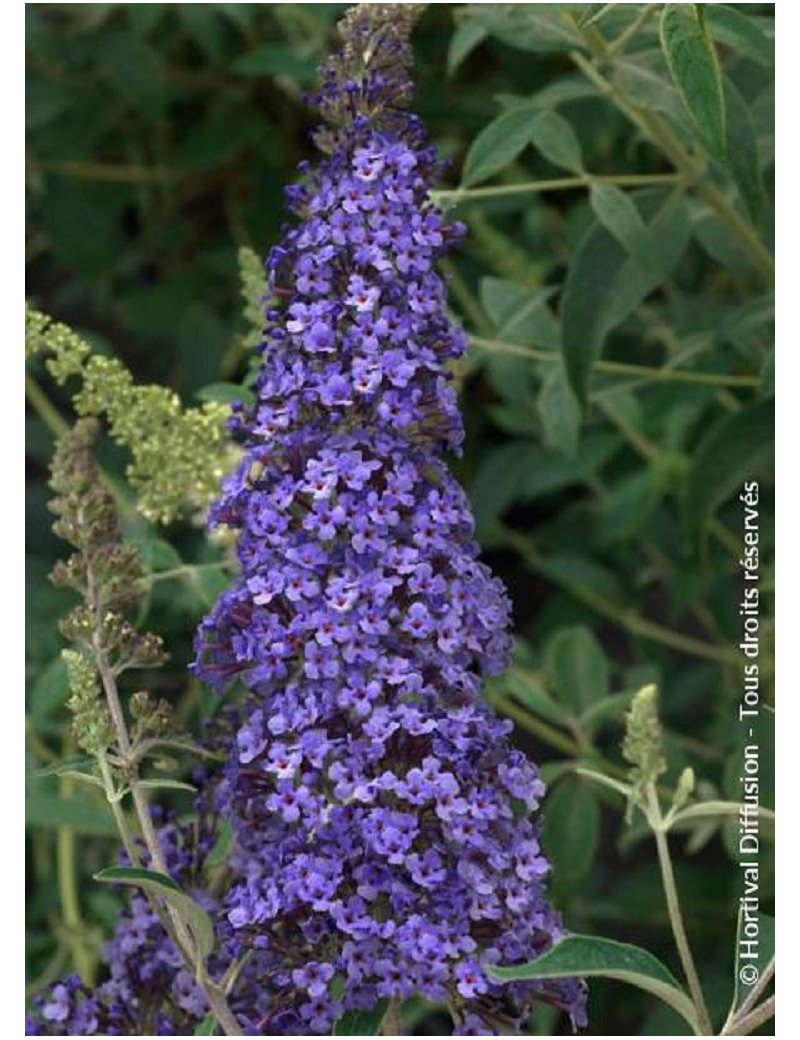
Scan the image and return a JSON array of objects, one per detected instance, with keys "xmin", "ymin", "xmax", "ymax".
[{"xmin": 26, "ymin": 4, "xmax": 774, "ymax": 1035}]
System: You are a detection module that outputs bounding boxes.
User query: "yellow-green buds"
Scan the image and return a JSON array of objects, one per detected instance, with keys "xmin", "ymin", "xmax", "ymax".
[
  {"xmin": 27, "ymin": 304, "xmax": 233, "ymax": 524},
  {"xmin": 622, "ymin": 684, "xmax": 667, "ymax": 789},
  {"xmin": 63, "ymin": 649, "xmax": 112, "ymax": 754}
]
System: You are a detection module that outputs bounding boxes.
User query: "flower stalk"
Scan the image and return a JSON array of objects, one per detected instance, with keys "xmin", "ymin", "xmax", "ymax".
[{"xmin": 46, "ymin": 418, "xmax": 244, "ymax": 1036}]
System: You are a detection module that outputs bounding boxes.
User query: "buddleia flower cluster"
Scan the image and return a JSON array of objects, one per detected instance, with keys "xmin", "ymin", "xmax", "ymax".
[
  {"xmin": 27, "ymin": 6, "xmax": 586, "ymax": 1035},
  {"xmin": 195, "ymin": 5, "xmax": 586, "ymax": 1034}
]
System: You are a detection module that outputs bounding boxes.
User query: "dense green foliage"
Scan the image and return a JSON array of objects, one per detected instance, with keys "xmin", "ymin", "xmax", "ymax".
[{"xmin": 26, "ymin": 4, "xmax": 774, "ymax": 1034}]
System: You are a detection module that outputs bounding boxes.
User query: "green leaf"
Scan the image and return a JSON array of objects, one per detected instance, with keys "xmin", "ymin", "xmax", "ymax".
[
  {"xmin": 447, "ymin": 21, "xmax": 487, "ymax": 75},
  {"xmin": 480, "ymin": 278, "xmax": 559, "ymax": 349},
  {"xmin": 705, "ymin": 5, "xmax": 774, "ymax": 70},
  {"xmin": 462, "ymin": 104, "xmax": 583, "ymax": 185},
  {"xmin": 528, "ymin": 110, "xmax": 583, "ymax": 173},
  {"xmin": 589, "ymin": 182, "xmax": 647, "ymax": 254},
  {"xmin": 538, "ymin": 363, "xmax": 581, "ymax": 456},
  {"xmin": 212, "ymin": 4, "xmax": 256, "ymax": 34},
  {"xmin": 53, "ymin": 770, "xmax": 105, "ymax": 790},
  {"xmin": 126, "ymin": 4, "xmax": 165, "ymax": 36},
  {"xmin": 136, "ymin": 779, "xmax": 198, "ymax": 794},
  {"xmin": 40, "ymin": 179, "xmax": 127, "ymax": 278},
  {"xmin": 461, "ymin": 104, "xmax": 540, "ymax": 187},
  {"xmin": 30, "ymin": 757, "xmax": 96, "ymax": 780},
  {"xmin": 26, "ymin": 794, "xmax": 120, "ymax": 837},
  {"xmin": 467, "ymin": 6, "xmax": 585, "ymax": 54},
  {"xmin": 683, "ymin": 399, "xmax": 774, "ymax": 541},
  {"xmin": 208, "ymin": 818, "xmax": 235, "ymax": 870},
  {"xmin": 499, "ymin": 668, "xmax": 571, "ymax": 727},
  {"xmin": 523, "ymin": 433, "xmax": 621, "ymax": 501},
  {"xmin": 575, "ymin": 766, "xmax": 631, "ymax": 800},
  {"xmin": 544, "ymin": 626, "xmax": 609, "ymax": 714},
  {"xmin": 488, "ymin": 934, "xmax": 698, "ymax": 1031},
  {"xmin": 561, "ymin": 196, "xmax": 690, "ymax": 404},
  {"xmin": 195, "ymin": 1014, "xmax": 218, "ymax": 1035},
  {"xmin": 542, "ymin": 777, "xmax": 601, "ymax": 893},
  {"xmin": 94, "ymin": 866, "xmax": 215, "ymax": 962},
  {"xmin": 595, "ymin": 470, "xmax": 663, "ymax": 547},
  {"xmin": 333, "ymin": 1000, "xmax": 389, "ymax": 1035},
  {"xmin": 581, "ymin": 690, "xmax": 640, "ymax": 731},
  {"xmin": 534, "ymin": 551, "xmax": 625, "ymax": 603},
  {"xmin": 178, "ymin": 5, "xmax": 224, "ymax": 61},
  {"xmin": 231, "ymin": 45, "xmax": 317, "ymax": 83},
  {"xmin": 470, "ymin": 441, "xmax": 537, "ymax": 537},
  {"xmin": 660, "ymin": 5, "xmax": 726, "ymax": 157},
  {"xmin": 722, "ymin": 77, "xmax": 764, "ymax": 224},
  {"xmin": 98, "ymin": 32, "xmax": 167, "ymax": 120},
  {"xmin": 612, "ymin": 58, "xmax": 686, "ymax": 124},
  {"xmin": 602, "ymin": 197, "xmax": 691, "ymax": 331},
  {"xmin": 196, "ymin": 382, "xmax": 255, "ymax": 407},
  {"xmin": 132, "ymin": 533, "xmax": 183, "ymax": 573},
  {"xmin": 671, "ymin": 801, "xmax": 775, "ymax": 826}
]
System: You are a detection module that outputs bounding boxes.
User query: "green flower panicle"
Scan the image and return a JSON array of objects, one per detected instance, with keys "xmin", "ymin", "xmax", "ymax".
[{"xmin": 27, "ymin": 304, "xmax": 234, "ymax": 524}]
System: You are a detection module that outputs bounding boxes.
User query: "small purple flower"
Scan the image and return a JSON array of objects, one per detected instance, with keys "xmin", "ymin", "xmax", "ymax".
[
  {"xmin": 455, "ymin": 961, "xmax": 489, "ymax": 1000},
  {"xmin": 292, "ymin": 962, "xmax": 335, "ymax": 998}
]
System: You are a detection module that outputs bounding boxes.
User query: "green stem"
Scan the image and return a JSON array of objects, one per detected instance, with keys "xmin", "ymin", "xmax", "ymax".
[
  {"xmin": 468, "ymin": 334, "xmax": 760, "ymax": 388},
  {"xmin": 25, "ymin": 370, "xmax": 69, "ymax": 437},
  {"xmin": 600, "ymin": 399, "xmax": 660, "ymax": 461},
  {"xmin": 36, "ymin": 159, "xmax": 179, "ymax": 183},
  {"xmin": 496, "ymin": 693, "xmax": 683, "ymax": 802},
  {"xmin": 645, "ymin": 785, "xmax": 714, "ymax": 1036},
  {"xmin": 381, "ymin": 999, "xmax": 404, "ymax": 1036},
  {"xmin": 434, "ymin": 171, "xmax": 683, "ymax": 203},
  {"xmin": 606, "ymin": 2, "xmax": 658, "ymax": 56},
  {"xmin": 142, "ymin": 562, "xmax": 235, "ymax": 585},
  {"xmin": 86, "ymin": 555, "xmax": 243, "ymax": 1035},
  {"xmin": 709, "ymin": 518, "xmax": 741, "ymax": 557},
  {"xmin": 723, "ymin": 995, "xmax": 775, "ymax": 1036},
  {"xmin": 722, "ymin": 956, "xmax": 775, "ymax": 1034},
  {"xmin": 97, "ymin": 753, "xmax": 141, "ymax": 866},
  {"xmin": 57, "ymin": 771, "xmax": 96, "ymax": 984},
  {"xmin": 491, "ymin": 694, "xmax": 581, "ymax": 759},
  {"xmin": 504, "ymin": 528, "xmax": 739, "ymax": 666}
]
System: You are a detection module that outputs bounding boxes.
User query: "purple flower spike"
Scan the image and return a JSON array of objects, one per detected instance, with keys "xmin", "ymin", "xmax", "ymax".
[
  {"xmin": 195, "ymin": 5, "xmax": 587, "ymax": 1035},
  {"xmin": 23, "ymin": 7, "xmax": 588, "ymax": 1037}
]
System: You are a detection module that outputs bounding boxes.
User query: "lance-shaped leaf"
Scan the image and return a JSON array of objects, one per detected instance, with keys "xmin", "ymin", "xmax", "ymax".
[
  {"xmin": 660, "ymin": 4, "xmax": 726, "ymax": 157},
  {"xmin": 488, "ymin": 934, "xmax": 698, "ymax": 1031},
  {"xmin": 94, "ymin": 865, "xmax": 215, "ymax": 962},
  {"xmin": 683, "ymin": 399, "xmax": 773, "ymax": 542}
]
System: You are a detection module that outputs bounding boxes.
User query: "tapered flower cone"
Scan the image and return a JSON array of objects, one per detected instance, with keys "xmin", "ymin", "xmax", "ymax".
[{"xmin": 196, "ymin": 6, "xmax": 586, "ymax": 1034}]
